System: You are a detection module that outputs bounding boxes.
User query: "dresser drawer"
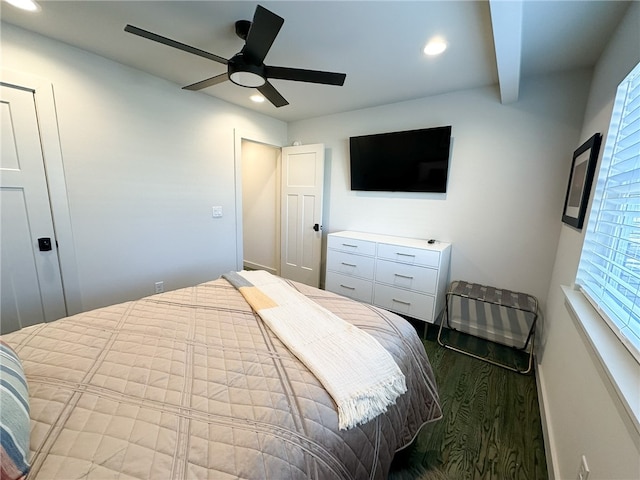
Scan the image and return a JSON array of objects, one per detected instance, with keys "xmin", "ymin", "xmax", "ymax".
[
  {"xmin": 326, "ymin": 250, "xmax": 375, "ymax": 279},
  {"xmin": 375, "ymin": 259, "xmax": 437, "ymax": 294},
  {"xmin": 327, "ymin": 235, "xmax": 376, "ymax": 256},
  {"xmin": 377, "ymin": 243, "xmax": 440, "ymax": 267},
  {"xmin": 325, "ymin": 271, "xmax": 373, "ymax": 303},
  {"xmin": 373, "ymin": 284, "xmax": 435, "ymax": 322}
]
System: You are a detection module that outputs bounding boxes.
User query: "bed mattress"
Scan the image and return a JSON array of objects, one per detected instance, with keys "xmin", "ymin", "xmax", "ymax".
[{"xmin": 2, "ymin": 276, "xmax": 441, "ymax": 479}]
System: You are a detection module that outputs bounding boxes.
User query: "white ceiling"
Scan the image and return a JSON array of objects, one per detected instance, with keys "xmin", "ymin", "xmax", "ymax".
[{"xmin": 0, "ymin": 0, "xmax": 631, "ymax": 122}]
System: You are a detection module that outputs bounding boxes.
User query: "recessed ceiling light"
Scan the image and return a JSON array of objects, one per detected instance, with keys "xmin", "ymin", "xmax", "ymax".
[
  {"xmin": 423, "ymin": 38, "xmax": 447, "ymax": 56},
  {"xmin": 4, "ymin": 0, "xmax": 41, "ymax": 12},
  {"xmin": 250, "ymin": 94, "xmax": 265, "ymax": 103}
]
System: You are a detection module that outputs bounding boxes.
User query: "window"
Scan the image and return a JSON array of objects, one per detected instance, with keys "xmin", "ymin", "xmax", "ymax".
[{"xmin": 576, "ymin": 61, "xmax": 640, "ymax": 363}]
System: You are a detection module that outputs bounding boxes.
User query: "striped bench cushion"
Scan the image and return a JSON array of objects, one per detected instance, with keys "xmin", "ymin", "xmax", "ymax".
[{"xmin": 446, "ymin": 281, "xmax": 538, "ymax": 348}]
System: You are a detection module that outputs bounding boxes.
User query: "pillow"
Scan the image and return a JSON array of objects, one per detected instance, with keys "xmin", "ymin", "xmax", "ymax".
[{"xmin": 0, "ymin": 339, "xmax": 30, "ymax": 480}]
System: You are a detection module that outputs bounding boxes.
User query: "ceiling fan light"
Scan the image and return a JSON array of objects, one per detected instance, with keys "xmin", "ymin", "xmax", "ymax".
[
  {"xmin": 230, "ymin": 71, "xmax": 266, "ymax": 88},
  {"xmin": 228, "ymin": 54, "xmax": 266, "ymax": 88}
]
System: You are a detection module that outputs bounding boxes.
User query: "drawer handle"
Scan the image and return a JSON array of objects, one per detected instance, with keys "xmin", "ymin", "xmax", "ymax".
[
  {"xmin": 396, "ymin": 252, "xmax": 415, "ymax": 257},
  {"xmin": 394, "ymin": 273, "xmax": 414, "ymax": 280},
  {"xmin": 341, "ymin": 262, "xmax": 357, "ymax": 267},
  {"xmin": 392, "ymin": 298, "xmax": 411, "ymax": 306},
  {"xmin": 340, "ymin": 284, "xmax": 356, "ymax": 290},
  {"xmin": 342, "ymin": 243, "xmax": 358, "ymax": 248}
]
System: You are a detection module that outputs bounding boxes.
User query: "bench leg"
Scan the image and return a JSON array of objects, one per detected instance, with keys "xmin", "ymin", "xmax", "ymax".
[{"xmin": 437, "ymin": 317, "xmax": 535, "ymax": 375}]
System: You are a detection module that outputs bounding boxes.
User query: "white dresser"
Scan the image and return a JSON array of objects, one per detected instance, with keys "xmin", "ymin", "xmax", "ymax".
[{"xmin": 325, "ymin": 231, "xmax": 451, "ymax": 324}]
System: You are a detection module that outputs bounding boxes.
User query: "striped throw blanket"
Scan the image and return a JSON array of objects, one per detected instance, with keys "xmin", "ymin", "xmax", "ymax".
[{"xmin": 223, "ymin": 270, "xmax": 407, "ymax": 430}]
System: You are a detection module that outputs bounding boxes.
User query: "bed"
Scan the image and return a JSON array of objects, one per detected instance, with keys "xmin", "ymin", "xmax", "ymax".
[{"xmin": 1, "ymin": 273, "xmax": 441, "ymax": 480}]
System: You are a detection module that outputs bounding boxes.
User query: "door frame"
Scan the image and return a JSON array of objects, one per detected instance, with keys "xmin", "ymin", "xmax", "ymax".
[
  {"xmin": 1, "ymin": 69, "xmax": 81, "ymax": 315},
  {"xmin": 233, "ymin": 128, "xmax": 284, "ymax": 271}
]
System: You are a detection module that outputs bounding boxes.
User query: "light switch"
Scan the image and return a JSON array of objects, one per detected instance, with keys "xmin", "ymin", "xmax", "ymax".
[{"xmin": 212, "ymin": 206, "xmax": 223, "ymax": 218}]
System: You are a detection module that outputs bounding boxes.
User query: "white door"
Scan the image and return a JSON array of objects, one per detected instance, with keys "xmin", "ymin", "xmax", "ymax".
[
  {"xmin": 280, "ymin": 143, "xmax": 324, "ymax": 287},
  {"xmin": 1, "ymin": 84, "xmax": 66, "ymax": 334}
]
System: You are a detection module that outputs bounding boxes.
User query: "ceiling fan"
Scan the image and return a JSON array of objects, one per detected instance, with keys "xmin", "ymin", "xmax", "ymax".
[{"xmin": 124, "ymin": 4, "xmax": 346, "ymax": 108}]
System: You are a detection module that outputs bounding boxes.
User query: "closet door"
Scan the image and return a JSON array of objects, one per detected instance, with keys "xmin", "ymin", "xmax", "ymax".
[{"xmin": 1, "ymin": 84, "xmax": 66, "ymax": 333}]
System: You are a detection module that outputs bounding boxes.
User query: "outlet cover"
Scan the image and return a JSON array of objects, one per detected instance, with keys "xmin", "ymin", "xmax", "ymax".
[
  {"xmin": 212, "ymin": 206, "xmax": 223, "ymax": 218},
  {"xmin": 154, "ymin": 281, "xmax": 164, "ymax": 294}
]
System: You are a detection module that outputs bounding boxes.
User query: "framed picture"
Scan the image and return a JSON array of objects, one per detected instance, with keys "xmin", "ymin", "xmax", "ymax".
[{"xmin": 562, "ymin": 133, "xmax": 602, "ymax": 229}]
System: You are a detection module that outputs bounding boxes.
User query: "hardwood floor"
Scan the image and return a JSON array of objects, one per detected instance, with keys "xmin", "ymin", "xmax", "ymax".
[{"xmin": 389, "ymin": 325, "xmax": 548, "ymax": 480}]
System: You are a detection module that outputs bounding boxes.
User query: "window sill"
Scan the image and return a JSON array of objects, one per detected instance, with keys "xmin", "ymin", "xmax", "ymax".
[{"xmin": 562, "ymin": 285, "xmax": 640, "ymax": 435}]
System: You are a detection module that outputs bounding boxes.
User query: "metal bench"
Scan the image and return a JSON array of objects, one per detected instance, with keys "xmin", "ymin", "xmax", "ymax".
[{"xmin": 437, "ymin": 280, "xmax": 539, "ymax": 374}]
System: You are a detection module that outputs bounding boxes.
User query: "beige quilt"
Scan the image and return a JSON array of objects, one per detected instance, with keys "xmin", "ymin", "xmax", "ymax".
[{"xmin": 2, "ymin": 276, "xmax": 441, "ymax": 479}]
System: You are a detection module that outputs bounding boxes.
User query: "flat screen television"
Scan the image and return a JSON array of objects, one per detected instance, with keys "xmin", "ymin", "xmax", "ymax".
[{"xmin": 349, "ymin": 125, "xmax": 452, "ymax": 192}]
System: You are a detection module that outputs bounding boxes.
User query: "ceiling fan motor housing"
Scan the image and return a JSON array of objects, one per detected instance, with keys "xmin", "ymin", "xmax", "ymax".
[{"xmin": 228, "ymin": 53, "xmax": 266, "ymax": 88}]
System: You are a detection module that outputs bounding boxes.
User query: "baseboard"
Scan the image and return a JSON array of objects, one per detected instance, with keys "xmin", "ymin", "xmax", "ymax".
[
  {"xmin": 242, "ymin": 261, "xmax": 277, "ymax": 275},
  {"xmin": 535, "ymin": 363, "xmax": 560, "ymax": 480}
]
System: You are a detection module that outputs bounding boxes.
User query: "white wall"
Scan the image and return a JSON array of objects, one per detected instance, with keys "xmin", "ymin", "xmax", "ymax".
[
  {"xmin": 1, "ymin": 23, "xmax": 287, "ymax": 312},
  {"xmin": 540, "ymin": 2, "xmax": 640, "ymax": 479},
  {"xmin": 288, "ymin": 70, "xmax": 591, "ymax": 309}
]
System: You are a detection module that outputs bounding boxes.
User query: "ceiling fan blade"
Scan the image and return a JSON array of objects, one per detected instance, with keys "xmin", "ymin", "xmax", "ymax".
[
  {"xmin": 182, "ymin": 73, "xmax": 229, "ymax": 91},
  {"xmin": 258, "ymin": 81, "xmax": 289, "ymax": 108},
  {"xmin": 265, "ymin": 66, "xmax": 346, "ymax": 86},
  {"xmin": 125, "ymin": 25, "xmax": 228, "ymax": 65},
  {"xmin": 243, "ymin": 5, "xmax": 284, "ymax": 64}
]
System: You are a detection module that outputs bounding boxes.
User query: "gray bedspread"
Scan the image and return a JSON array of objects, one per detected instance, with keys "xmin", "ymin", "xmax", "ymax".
[{"xmin": 2, "ymin": 276, "xmax": 441, "ymax": 479}]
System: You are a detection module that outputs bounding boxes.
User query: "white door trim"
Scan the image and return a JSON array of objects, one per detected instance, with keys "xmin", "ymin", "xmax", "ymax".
[
  {"xmin": 1, "ymin": 69, "xmax": 81, "ymax": 315},
  {"xmin": 233, "ymin": 128, "xmax": 284, "ymax": 272}
]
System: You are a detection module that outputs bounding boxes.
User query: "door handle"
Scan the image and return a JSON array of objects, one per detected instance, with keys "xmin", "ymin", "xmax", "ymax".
[
  {"xmin": 38, "ymin": 237, "xmax": 52, "ymax": 251},
  {"xmin": 313, "ymin": 223, "xmax": 321, "ymax": 232}
]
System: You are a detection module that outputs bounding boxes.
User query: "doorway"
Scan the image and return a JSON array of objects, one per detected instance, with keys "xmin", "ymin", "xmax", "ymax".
[
  {"xmin": 234, "ymin": 132, "xmax": 325, "ymax": 288},
  {"xmin": 241, "ymin": 139, "xmax": 281, "ymax": 275}
]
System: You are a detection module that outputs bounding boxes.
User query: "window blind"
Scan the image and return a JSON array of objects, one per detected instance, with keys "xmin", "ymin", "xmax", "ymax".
[{"xmin": 576, "ymin": 62, "xmax": 640, "ymax": 361}]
